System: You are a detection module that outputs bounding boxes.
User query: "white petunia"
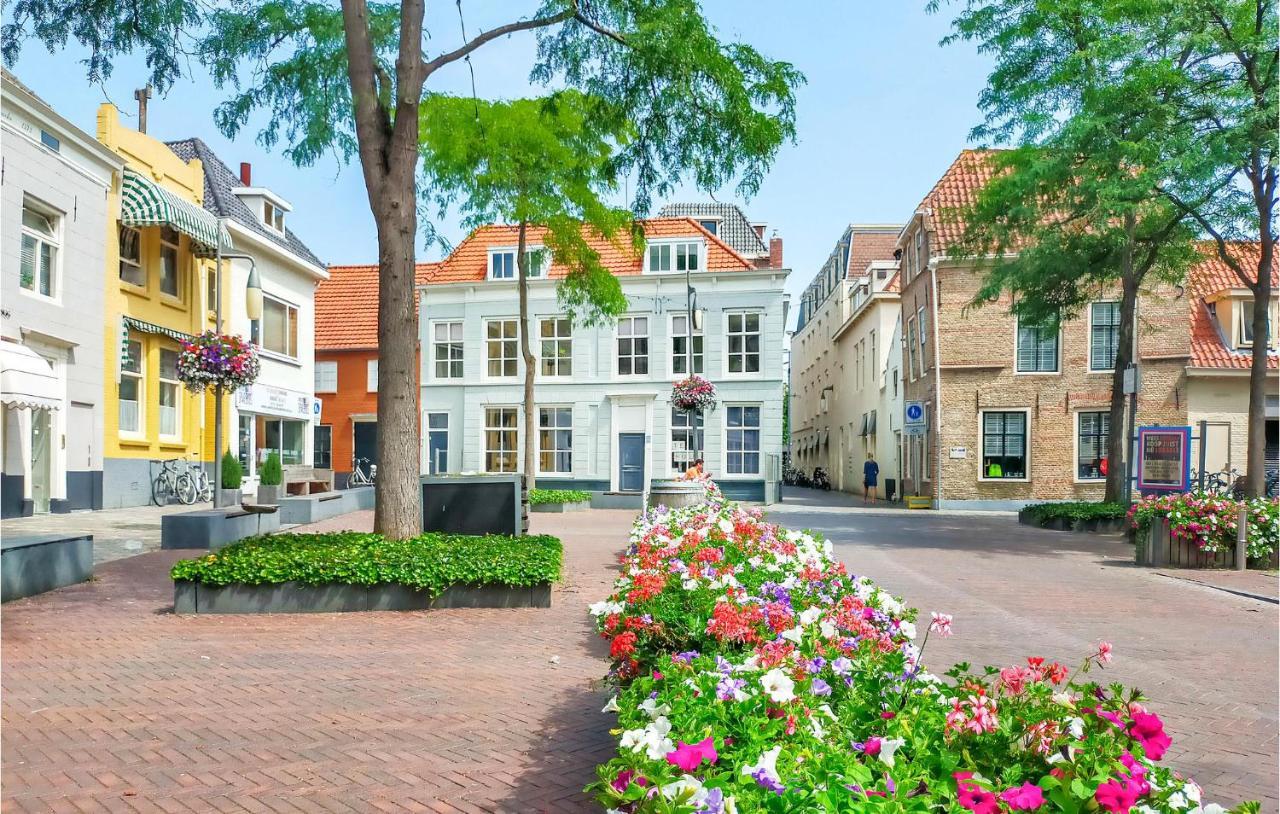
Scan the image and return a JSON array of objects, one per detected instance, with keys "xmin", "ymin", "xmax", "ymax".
[
  {"xmin": 780, "ymin": 626, "xmax": 804, "ymax": 644},
  {"xmin": 602, "ymin": 696, "xmax": 619, "ymax": 713},
  {"xmin": 1167, "ymin": 792, "xmax": 1188, "ymax": 810},
  {"xmin": 741, "ymin": 745, "xmax": 783, "ymax": 785},
  {"xmin": 897, "ymin": 620, "xmax": 917, "ymax": 640},
  {"xmin": 1066, "ymin": 717, "xmax": 1085, "ymax": 739},
  {"xmin": 799, "ymin": 607, "xmax": 823, "ymax": 627},
  {"xmin": 819, "ymin": 620, "xmax": 838, "ymax": 640},
  {"xmin": 588, "ymin": 599, "xmax": 626, "ymax": 617},
  {"xmin": 638, "ymin": 697, "xmax": 671, "ymax": 718},
  {"xmin": 661, "ymin": 774, "xmax": 704, "ymax": 801},
  {"xmin": 761, "ymin": 668, "xmax": 797, "ymax": 703},
  {"xmin": 879, "ymin": 737, "xmax": 906, "ymax": 768}
]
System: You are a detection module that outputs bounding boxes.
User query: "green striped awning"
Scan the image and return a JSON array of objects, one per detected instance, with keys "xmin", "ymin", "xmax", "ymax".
[
  {"xmin": 120, "ymin": 169, "xmax": 231, "ymax": 255},
  {"xmin": 123, "ymin": 316, "xmax": 196, "ymax": 344}
]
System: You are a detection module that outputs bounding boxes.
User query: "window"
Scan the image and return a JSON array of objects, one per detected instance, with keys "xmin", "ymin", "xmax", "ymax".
[
  {"xmin": 616, "ymin": 316, "xmax": 649, "ymax": 375},
  {"xmin": 158, "ymin": 348, "xmax": 181, "ymax": 438},
  {"xmin": 262, "ymin": 295, "xmax": 298, "ymax": 357},
  {"xmin": 697, "ymin": 219, "xmax": 719, "ymax": 236},
  {"xmin": 484, "ymin": 407, "xmax": 518, "ymax": 473},
  {"xmin": 1016, "ymin": 320, "xmax": 1059, "ymax": 373},
  {"xmin": 539, "ymin": 318, "xmax": 572, "ymax": 376},
  {"xmin": 906, "ymin": 317, "xmax": 918, "ymax": 381},
  {"xmin": 671, "ymin": 313, "xmax": 704, "ymax": 375},
  {"xmin": 726, "ymin": 311, "xmax": 762, "ymax": 374},
  {"xmin": 1238, "ymin": 299, "xmax": 1275, "ymax": 348},
  {"xmin": 119, "ymin": 338, "xmax": 143, "ymax": 434},
  {"xmin": 981, "ymin": 411, "xmax": 1028, "ymax": 480},
  {"xmin": 1089, "ymin": 302, "xmax": 1121, "ymax": 371},
  {"xmin": 314, "ymin": 425, "xmax": 332, "ymax": 469},
  {"xmin": 726, "ymin": 405, "xmax": 761, "ymax": 475},
  {"xmin": 869, "ymin": 330, "xmax": 878, "ymax": 383},
  {"xmin": 19, "ymin": 202, "xmax": 59, "ymax": 297},
  {"xmin": 159, "ymin": 226, "xmax": 181, "ymax": 297},
  {"xmin": 490, "ymin": 250, "xmax": 515, "ymax": 280},
  {"xmin": 426, "ymin": 412, "xmax": 448, "ymax": 474},
  {"xmin": 366, "ymin": 359, "xmax": 378, "ymax": 392},
  {"xmin": 314, "ymin": 361, "xmax": 338, "ymax": 393},
  {"xmin": 258, "ymin": 416, "xmax": 306, "ymax": 465},
  {"xmin": 486, "ymin": 319, "xmax": 519, "ymax": 377},
  {"xmin": 916, "ymin": 305, "xmax": 927, "ymax": 377},
  {"xmin": 119, "ymin": 225, "xmax": 144, "ymax": 286},
  {"xmin": 647, "ymin": 241, "xmax": 700, "ymax": 273},
  {"xmin": 488, "ymin": 248, "xmax": 546, "ymax": 280},
  {"xmin": 263, "ymin": 201, "xmax": 284, "ymax": 232},
  {"xmin": 539, "ymin": 407, "xmax": 573, "ymax": 473},
  {"xmin": 206, "ymin": 267, "xmax": 218, "ymax": 313},
  {"xmin": 1077, "ymin": 411, "xmax": 1109, "ymax": 481},
  {"xmin": 671, "ymin": 407, "xmax": 704, "ymax": 473},
  {"xmin": 433, "ymin": 322, "xmax": 464, "ymax": 378}
]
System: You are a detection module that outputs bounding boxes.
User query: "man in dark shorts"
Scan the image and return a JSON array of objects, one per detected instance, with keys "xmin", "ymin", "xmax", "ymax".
[{"xmin": 863, "ymin": 454, "xmax": 880, "ymax": 504}]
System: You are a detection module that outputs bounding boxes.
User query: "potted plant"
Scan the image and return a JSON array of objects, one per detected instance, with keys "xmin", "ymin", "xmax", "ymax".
[
  {"xmin": 671, "ymin": 375, "xmax": 716, "ymax": 413},
  {"xmin": 219, "ymin": 450, "xmax": 244, "ymax": 508},
  {"xmin": 257, "ymin": 451, "xmax": 284, "ymax": 505}
]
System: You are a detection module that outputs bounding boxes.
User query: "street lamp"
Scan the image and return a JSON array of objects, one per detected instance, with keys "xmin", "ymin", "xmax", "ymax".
[
  {"xmin": 212, "ymin": 220, "xmax": 259, "ymax": 508},
  {"xmin": 685, "ymin": 263, "xmax": 705, "ymax": 462}
]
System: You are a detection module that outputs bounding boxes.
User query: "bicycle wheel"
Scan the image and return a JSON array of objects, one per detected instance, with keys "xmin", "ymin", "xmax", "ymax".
[
  {"xmin": 152, "ymin": 472, "xmax": 173, "ymax": 506},
  {"xmin": 192, "ymin": 470, "xmax": 212, "ymax": 502},
  {"xmin": 174, "ymin": 472, "xmax": 198, "ymax": 505}
]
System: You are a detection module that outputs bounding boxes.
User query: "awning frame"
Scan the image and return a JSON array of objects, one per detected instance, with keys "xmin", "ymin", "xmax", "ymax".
[{"xmin": 120, "ymin": 169, "xmax": 232, "ymax": 255}]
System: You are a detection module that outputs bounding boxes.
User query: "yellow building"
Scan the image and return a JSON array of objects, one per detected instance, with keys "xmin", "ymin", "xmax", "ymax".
[{"xmin": 97, "ymin": 104, "xmax": 231, "ymax": 508}]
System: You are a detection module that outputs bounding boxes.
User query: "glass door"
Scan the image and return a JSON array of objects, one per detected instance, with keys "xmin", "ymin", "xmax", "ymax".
[{"xmin": 30, "ymin": 409, "xmax": 51, "ymax": 513}]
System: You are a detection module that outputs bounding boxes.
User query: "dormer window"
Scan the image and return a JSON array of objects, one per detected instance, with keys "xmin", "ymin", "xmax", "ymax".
[
  {"xmin": 1238, "ymin": 298, "xmax": 1277, "ymax": 349},
  {"xmin": 489, "ymin": 247, "xmax": 547, "ymax": 280},
  {"xmin": 263, "ymin": 200, "xmax": 284, "ymax": 232},
  {"xmin": 646, "ymin": 240, "xmax": 702, "ymax": 274},
  {"xmin": 697, "ymin": 218, "xmax": 720, "ymax": 236}
]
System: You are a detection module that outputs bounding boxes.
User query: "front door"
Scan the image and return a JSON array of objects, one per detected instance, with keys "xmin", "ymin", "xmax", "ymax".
[
  {"xmin": 30, "ymin": 409, "xmax": 51, "ymax": 514},
  {"xmin": 353, "ymin": 421, "xmax": 378, "ymax": 468},
  {"xmin": 427, "ymin": 413, "xmax": 449, "ymax": 475},
  {"xmin": 618, "ymin": 433, "xmax": 645, "ymax": 492}
]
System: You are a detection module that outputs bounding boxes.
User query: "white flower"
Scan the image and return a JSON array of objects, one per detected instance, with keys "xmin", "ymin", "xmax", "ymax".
[
  {"xmin": 818, "ymin": 703, "xmax": 839, "ymax": 722},
  {"xmin": 624, "ymin": 716, "xmax": 675, "ymax": 760},
  {"xmin": 602, "ymin": 696, "xmax": 619, "ymax": 713},
  {"xmin": 897, "ymin": 620, "xmax": 917, "ymax": 640},
  {"xmin": 1053, "ymin": 691, "xmax": 1076, "ymax": 708},
  {"xmin": 588, "ymin": 599, "xmax": 624, "ymax": 617},
  {"xmin": 1184, "ymin": 784, "xmax": 1202, "ymax": 804},
  {"xmin": 819, "ymin": 620, "xmax": 838, "ymax": 639},
  {"xmin": 1200, "ymin": 805, "xmax": 1227, "ymax": 814},
  {"xmin": 799, "ymin": 607, "xmax": 823, "ymax": 627},
  {"xmin": 1067, "ymin": 717, "xmax": 1085, "ymax": 738},
  {"xmin": 810, "ymin": 716, "xmax": 825, "ymax": 740},
  {"xmin": 761, "ymin": 668, "xmax": 796, "ymax": 703},
  {"xmin": 639, "ymin": 697, "xmax": 671, "ymax": 718},
  {"xmin": 683, "ymin": 578, "xmax": 699, "ymax": 590},
  {"xmin": 661, "ymin": 774, "xmax": 704, "ymax": 801},
  {"xmin": 780, "ymin": 626, "xmax": 804, "ymax": 644},
  {"xmin": 741, "ymin": 745, "xmax": 783, "ymax": 784},
  {"xmin": 1168, "ymin": 792, "xmax": 1188, "ymax": 810},
  {"xmin": 879, "ymin": 737, "xmax": 906, "ymax": 768},
  {"xmin": 718, "ymin": 518, "xmax": 734, "ymax": 535}
]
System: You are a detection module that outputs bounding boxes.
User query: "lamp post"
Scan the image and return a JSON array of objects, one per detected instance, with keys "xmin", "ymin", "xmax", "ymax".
[
  {"xmin": 685, "ymin": 262, "xmax": 704, "ymax": 462},
  {"xmin": 211, "ymin": 220, "xmax": 260, "ymax": 507}
]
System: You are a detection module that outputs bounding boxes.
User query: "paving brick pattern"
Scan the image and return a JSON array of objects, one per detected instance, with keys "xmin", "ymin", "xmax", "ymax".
[{"xmin": 2, "ymin": 509, "xmax": 629, "ymax": 813}]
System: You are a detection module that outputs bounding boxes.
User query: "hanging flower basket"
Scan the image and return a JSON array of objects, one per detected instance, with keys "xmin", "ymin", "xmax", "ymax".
[
  {"xmin": 671, "ymin": 375, "xmax": 716, "ymax": 413},
  {"xmin": 175, "ymin": 331, "xmax": 260, "ymax": 393}
]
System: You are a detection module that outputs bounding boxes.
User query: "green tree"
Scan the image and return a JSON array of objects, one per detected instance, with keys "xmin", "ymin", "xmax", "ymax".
[
  {"xmin": 5, "ymin": 0, "xmax": 801, "ymax": 536},
  {"xmin": 418, "ymin": 91, "xmax": 638, "ymax": 491},
  {"xmin": 933, "ymin": 0, "xmax": 1277, "ymax": 496}
]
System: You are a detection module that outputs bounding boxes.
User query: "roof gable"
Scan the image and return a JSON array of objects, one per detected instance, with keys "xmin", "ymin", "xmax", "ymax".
[
  {"xmin": 1187, "ymin": 241, "xmax": 1279, "ymax": 370},
  {"xmin": 658, "ymin": 202, "xmax": 768, "ymax": 257},
  {"xmin": 315, "ymin": 262, "xmax": 439, "ymax": 349}
]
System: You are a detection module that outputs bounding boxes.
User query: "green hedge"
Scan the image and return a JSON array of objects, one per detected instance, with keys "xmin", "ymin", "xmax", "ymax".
[
  {"xmin": 170, "ymin": 532, "xmax": 562, "ymax": 595},
  {"xmin": 528, "ymin": 488, "xmax": 591, "ymax": 505},
  {"xmin": 1022, "ymin": 501, "xmax": 1127, "ymax": 523}
]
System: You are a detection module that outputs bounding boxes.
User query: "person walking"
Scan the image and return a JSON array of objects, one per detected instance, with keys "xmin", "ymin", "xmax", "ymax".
[{"xmin": 863, "ymin": 453, "xmax": 880, "ymax": 504}]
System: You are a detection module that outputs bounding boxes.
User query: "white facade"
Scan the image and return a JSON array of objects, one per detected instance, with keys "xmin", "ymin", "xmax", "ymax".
[
  {"xmin": 1, "ymin": 71, "xmax": 122, "ymax": 516},
  {"xmin": 419, "ymin": 267, "xmax": 790, "ymax": 503}
]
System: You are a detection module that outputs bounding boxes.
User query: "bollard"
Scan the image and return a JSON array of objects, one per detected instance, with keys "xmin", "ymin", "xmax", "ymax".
[{"xmin": 1235, "ymin": 504, "xmax": 1248, "ymax": 572}]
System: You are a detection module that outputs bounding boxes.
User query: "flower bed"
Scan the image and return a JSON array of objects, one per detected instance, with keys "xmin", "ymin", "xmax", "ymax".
[
  {"xmin": 1129, "ymin": 492, "xmax": 1278, "ymax": 564},
  {"xmin": 1019, "ymin": 502, "xmax": 1128, "ymax": 533},
  {"xmin": 529, "ymin": 488, "xmax": 592, "ymax": 506},
  {"xmin": 590, "ymin": 481, "xmax": 1241, "ymax": 813}
]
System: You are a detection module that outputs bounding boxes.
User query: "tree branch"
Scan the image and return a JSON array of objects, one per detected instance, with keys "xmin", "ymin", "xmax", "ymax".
[{"xmin": 422, "ymin": 6, "xmax": 574, "ymax": 78}]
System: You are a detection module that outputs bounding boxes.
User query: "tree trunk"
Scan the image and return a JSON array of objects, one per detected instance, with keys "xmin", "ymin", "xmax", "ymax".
[
  {"xmin": 1104, "ymin": 226, "xmax": 1139, "ymax": 504},
  {"xmin": 1244, "ymin": 240, "xmax": 1273, "ymax": 497},
  {"xmin": 517, "ymin": 223, "xmax": 537, "ymax": 493}
]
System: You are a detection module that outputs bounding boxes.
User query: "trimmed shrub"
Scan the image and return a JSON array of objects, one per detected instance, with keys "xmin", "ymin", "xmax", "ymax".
[
  {"xmin": 259, "ymin": 451, "xmax": 283, "ymax": 486},
  {"xmin": 220, "ymin": 449, "xmax": 242, "ymax": 489},
  {"xmin": 1022, "ymin": 501, "xmax": 1127, "ymax": 524},
  {"xmin": 528, "ymin": 488, "xmax": 591, "ymax": 506}
]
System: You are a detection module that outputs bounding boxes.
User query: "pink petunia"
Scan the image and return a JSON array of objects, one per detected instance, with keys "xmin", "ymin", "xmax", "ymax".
[
  {"xmin": 1000, "ymin": 783, "xmax": 1046, "ymax": 811},
  {"xmin": 929, "ymin": 612, "xmax": 954, "ymax": 638},
  {"xmin": 1095, "ymin": 778, "xmax": 1140, "ymax": 814},
  {"xmin": 1127, "ymin": 712, "xmax": 1170, "ymax": 761},
  {"xmin": 664, "ymin": 736, "xmax": 717, "ymax": 772}
]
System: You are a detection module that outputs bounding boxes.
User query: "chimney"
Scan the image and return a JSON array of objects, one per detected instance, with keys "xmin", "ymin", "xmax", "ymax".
[
  {"xmin": 751, "ymin": 222, "xmax": 767, "ymax": 241},
  {"xmin": 769, "ymin": 232, "xmax": 783, "ymax": 268},
  {"xmin": 133, "ymin": 86, "xmax": 152, "ymax": 134},
  {"xmin": 239, "ymin": 162, "xmax": 252, "ymax": 186}
]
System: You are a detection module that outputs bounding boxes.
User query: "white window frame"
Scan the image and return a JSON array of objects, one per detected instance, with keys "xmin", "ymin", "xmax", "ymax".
[
  {"xmin": 615, "ymin": 315, "xmax": 650, "ymax": 378},
  {"xmin": 431, "ymin": 320, "xmax": 465, "ymax": 380},
  {"xmin": 644, "ymin": 239, "xmax": 704, "ymax": 275},
  {"xmin": 1087, "ymin": 300, "xmax": 1121, "ymax": 373},
  {"xmin": 118, "ymin": 225, "xmax": 144, "ymax": 287},
  {"xmin": 1073, "ymin": 409, "xmax": 1110, "ymax": 483},
  {"xmin": 724, "ymin": 310, "xmax": 763, "ymax": 378},
  {"xmin": 537, "ymin": 405, "xmax": 573, "ymax": 474},
  {"xmin": 1237, "ymin": 298, "xmax": 1278, "ymax": 350},
  {"xmin": 484, "ymin": 318, "xmax": 519, "ymax": 379},
  {"xmin": 482, "ymin": 405, "xmax": 520, "ymax": 473},
  {"xmin": 538, "ymin": 316, "xmax": 573, "ymax": 378},
  {"xmin": 425, "ymin": 411, "xmax": 449, "ymax": 474},
  {"xmin": 118, "ymin": 337, "xmax": 145, "ymax": 439},
  {"xmin": 488, "ymin": 246, "xmax": 547, "ymax": 281},
  {"xmin": 670, "ymin": 406, "xmax": 704, "ymax": 474},
  {"xmin": 158, "ymin": 346, "xmax": 182, "ymax": 441},
  {"xmin": 906, "ymin": 317, "xmax": 918, "ymax": 382},
  {"xmin": 1014, "ymin": 316, "xmax": 1061, "ymax": 375},
  {"xmin": 263, "ymin": 201, "xmax": 285, "ymax": 233},
  {"xmin": 978, "ymin": 407, "xmax": 1031, "ymax": 483},
  {"xmin": 669, "ymin": 312, "xmax": 704, "ymax": 378},
  {"xmin": 916, "ymin": 305, "xmax": 927, "ymax": 379},
  {"xmin": 314, "ymin": 360, "xmax": 338, "ymax": 394},
  {"xmin": 366, "ymin": 359, "xmax": 378, "ymax": 392},
  {"xmin": 19, "ymin": 198, "xmax": 61, "ymax": 301},
  {"xmin": 260, "ymin": 293, "xmax": 300, "ymax": 359},
  {"xmin": 158, "ymin": 226, "xmax": 182, "ymax": 300},
  {"xmin": 723, "ymin": 403, "xmax": 763, "ymax": 478}
]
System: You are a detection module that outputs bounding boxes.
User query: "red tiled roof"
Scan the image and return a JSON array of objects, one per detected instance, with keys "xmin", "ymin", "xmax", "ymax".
[
  {"xmin": 846, "ymin": 230, "xmax": 901, "ymax": 279},
  {"xmin": 428, "ymin": 218, "xmax": 752, "ymax": 284},
  {"xmin": 315, "ymin": 262, "xmax": 440, "ymax": 349},
  {"xmin": 918, "ymin": 149, "xmax": 1004, "ymax": 254},
  {"xmin": 1187, "ymin": 241, "xmax": 1279, "ymax": 370}
]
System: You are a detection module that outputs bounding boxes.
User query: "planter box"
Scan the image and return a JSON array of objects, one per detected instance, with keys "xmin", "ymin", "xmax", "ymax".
[
  {"xmin": 161, "ymin": 507, "xmax": 280, "ymax": 550},
  {"xmin": 217, "ymin": 488, "xmax": 243, "ymax": 507},
  {"xmin": 530, "ymin": 500, "xmax": 591, "ymax": 513},
  {"xmin": 277, "ymin": 488, "xmax": 372, "ymax": 525},
  {"xmin": 1017, "ymin": 510, "xmax": 1126, "ymax": 535},
  {"xmin": 257, "ymin": 484, "xmax": 284, "ymax": 505},
  {"xmin": 649, "ymin": 479, "xmax": 704, "ymax": 510},
  {"xmin": 173, "ymin": 579, "xmax": 552, "ymax": 614},
  {"xmin": 2, "ymin": 533, "xmax": 93, "ymax": 602},
  {"xmin": 1136, "ymin": 518, "xmax": 1280, "ymax": 570}
]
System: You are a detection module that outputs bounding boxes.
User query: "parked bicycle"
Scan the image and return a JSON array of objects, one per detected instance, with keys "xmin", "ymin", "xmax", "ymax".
[
  {"xmin": 152, "ymin": 457, "xmax": 195, "ymax": 506},
  {"xmin": 186, "ymin": 453, "xmax": 212, "ymax": 503},
  {"xmin": 349, "ymin": 456, "xmax": 377, "ymax": 487},
  {"xmin": 1203, "ymin": 468, "xmax": 1245, "ymax": 499},
  {"xmin": 812, "ymin": 467, "xmax": 832, "ymax": 491}
]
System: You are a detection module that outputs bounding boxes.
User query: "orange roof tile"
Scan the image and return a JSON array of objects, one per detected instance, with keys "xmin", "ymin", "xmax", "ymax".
[
  {"xmin": 846, "ymin": 231, "xmax": 901, "ymax": 280},
  {"xmin": 428, "ymin": 218, "xmax": 753, "ymax": 284},
  {"xmin": 1187, "ymin": 241, "xmax": 1279, "ymax": 370},
  {"xmin": 916, "ymin": 149, "xmax": 1004, "ymax": 254},
  {"xmin": 315, "ymin": 262, "xmax": 440, "ymax": 350}
]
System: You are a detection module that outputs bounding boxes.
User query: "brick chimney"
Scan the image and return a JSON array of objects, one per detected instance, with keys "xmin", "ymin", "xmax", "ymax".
[
  {"xmin": 239, "ymin": 162, "xmax": 252, "ymax": 185},
  {"xmin": 769, "ymin": 232, "xmax": 784, "ymax": 268}
]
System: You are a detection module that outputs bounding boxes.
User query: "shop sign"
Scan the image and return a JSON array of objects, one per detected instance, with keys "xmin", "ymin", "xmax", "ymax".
[
  {"xmin": 235, "ymin": 382, "xmax": 314, "ymax": 421},
  {"xmin": 1136, "ymin": 426, "xmax": 1191, "ymax": 493}
]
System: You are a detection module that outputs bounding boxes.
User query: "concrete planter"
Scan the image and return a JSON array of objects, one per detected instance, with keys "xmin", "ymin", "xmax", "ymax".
[
  {"xmin": 1017, "ymin": 510, "xmax": 1127, "ymax": 535},
  {"xmin": 173, "ymin": 580, "xmax": 552, "ymax": 614},
  {"xmin": 2, "ymin": 534, "xmax": 94, "ymax": 602},
  {"xmin": 257, "ymin": 484, "xmax": 284, "ymax": 505},
  {"xmin": 530, "ymin": 500, "xmax": 591, "ymax": 513},
  {"xmin": 217, "ymin": 488, "xmax": 243, "ymax": 507},
  {"xmin": 649, "ymin": 479, "xmax": 704, "ymax": 510},
  {"xmin": 162, "ymin": 507, "xmax": 280, "ymax": 550}
]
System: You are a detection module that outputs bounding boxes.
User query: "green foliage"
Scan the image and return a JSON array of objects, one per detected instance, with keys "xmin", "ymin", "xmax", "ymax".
[
  {"xmin": 1023, "ymin": 501, "xmax": 1127, "ymax": 524},
  {"xmin": 528, "ymin": 488, "xmax": 591, "ymax": 506},
  {"xmin": 170, "ymin": 531, "xmax": 563, "ymax": 593},
  {"xmin": 258, "ymin": 451, "xmax": 283, "ymax": 486},
  {"xmin": 220, "ymin": 449, "xmax": 242, "ymax": 490}
]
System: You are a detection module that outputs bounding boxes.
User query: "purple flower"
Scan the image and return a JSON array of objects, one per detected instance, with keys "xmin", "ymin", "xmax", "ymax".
[
  {"xmin": 805, "ymin": 656, "xmax": 826, "ymax": 674},
  {"xmin": 673, "ymin": 651, "xmax": 699, "ymax": 664},
  {"xmin": 752, "ymin": 769, "xmax": 785, "ymax": 795},
  {"xmin": 810, "ymin": 678, "xmax": 832, "ymax": 696},
  {"xmin": 697, "ymin": 787, "xmax": 726, "ymax": 814},
  {"xmin": 831, "ymin": 657, "xmax": 854, "ymax": 677},
  {"xmin": 716, "ymin": 677, "xmax": 747, "ymax": 701}
]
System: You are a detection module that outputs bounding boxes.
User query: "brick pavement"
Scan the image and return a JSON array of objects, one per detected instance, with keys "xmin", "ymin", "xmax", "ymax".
[
  {"xmin": 1, "ymin": 503, "xmax": 209, "ymax": 565},
  {"xmin": 2, "ymin": 509, "xmax": 630, "ymax": 813}
]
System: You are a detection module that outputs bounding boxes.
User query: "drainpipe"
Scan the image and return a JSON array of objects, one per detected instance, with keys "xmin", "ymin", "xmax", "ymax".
[{"xmin": 928, "ymin": 257, "xmax": 944, "ymax": 507}]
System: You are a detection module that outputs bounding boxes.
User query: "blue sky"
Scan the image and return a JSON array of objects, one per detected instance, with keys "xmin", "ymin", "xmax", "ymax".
[{"xmin": 6, "ymin": 2, "xmax": 991, "ymax": 306}]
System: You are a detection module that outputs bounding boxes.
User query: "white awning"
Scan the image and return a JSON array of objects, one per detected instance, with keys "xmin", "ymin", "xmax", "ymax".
[{"xmin": 1, "ymin": 341, "xmax": 60, "ymax": 411}]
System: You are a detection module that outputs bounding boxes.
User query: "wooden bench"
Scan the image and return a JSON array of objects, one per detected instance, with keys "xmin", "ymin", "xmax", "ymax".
[{"xmin": 284, "ymin": 466, "xmax": 333, "ymax": 496}]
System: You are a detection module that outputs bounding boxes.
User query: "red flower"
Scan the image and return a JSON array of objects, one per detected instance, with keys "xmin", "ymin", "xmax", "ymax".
[{"xmin": 609, "ymin": 631, "xmax": 637, "ymax": 660}]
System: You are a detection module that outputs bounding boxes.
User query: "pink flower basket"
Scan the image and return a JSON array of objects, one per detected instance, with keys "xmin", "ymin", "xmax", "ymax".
[
  {"xmin": 175, "ymin": 331, "xmax": 260, "ymax": 393},
  {"xmin": 671, "ymin": 375, "xmax": 716, "ymax": 413}
]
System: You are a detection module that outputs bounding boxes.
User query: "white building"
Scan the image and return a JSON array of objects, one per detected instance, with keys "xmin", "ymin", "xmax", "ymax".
[
  {"xmin": 166, "ymin": 141, "xmax": 327, "ymax": 488},
  {"xmin": 1, "ymin": 70, "xmax": 123, "ymax": 517},
  {"xmin": 418, "ymin": 217, "xmax": 790, "ymax": 503}
]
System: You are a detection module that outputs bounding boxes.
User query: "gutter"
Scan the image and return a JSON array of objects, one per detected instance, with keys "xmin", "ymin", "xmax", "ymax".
[{"xmin": 929, "ymin": 256, "xmax": 944, "ymax": 503}]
